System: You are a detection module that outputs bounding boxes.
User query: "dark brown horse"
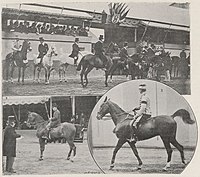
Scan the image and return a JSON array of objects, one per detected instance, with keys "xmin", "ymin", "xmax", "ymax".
[
  {"xmin": 4, "ymin": 39, "xmax": 32, "ymax": 84},
  {"xmin": 26, "ymin": 112, "xmax": 76, "ymax": 161},
  {"xmin": 76, "ymin": 54, "xmax": 113, "ymax": 87},
  {"xmin": 96, "ymin": 98, "xmax": 195, "ymax": 171}
]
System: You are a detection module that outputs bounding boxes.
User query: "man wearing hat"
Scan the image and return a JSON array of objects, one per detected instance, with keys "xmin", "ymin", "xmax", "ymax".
[
  {"xmin": 129, "ymin": 84, "xmax": 152, "ymax": 142},
  {"xmin": 69, "ymin": 38, "xmax": 80, "ymax": 65},
  {"xmin": 11, "ymin": 36, "xmax": 22, "ymax": 66},
  {"xmin": 119, "ymin": 42, "xmax": 129, "ymax": 70},
  {"xmin": 42, "ymin": 103, "xmax": 62, "ymax": 140},
  {"xmin": 180, "ymin": 49, "xmax": 186, "ymax": 59},
  {"xmin": 94, "ymin": 35, "xmax": 108, "ymax": 68},
  {"xmin": 37, "ymin": 37, "xmax": 49, "ymax": 64},
  {"xmin": 3, "ymin": 116, "xmax": 21, "ymax": 173}
]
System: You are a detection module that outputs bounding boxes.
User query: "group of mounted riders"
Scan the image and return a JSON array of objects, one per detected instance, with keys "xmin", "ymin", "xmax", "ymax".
[{"xmin": 8, "ymin": 34, "xmax": 188, "ymax": 82}]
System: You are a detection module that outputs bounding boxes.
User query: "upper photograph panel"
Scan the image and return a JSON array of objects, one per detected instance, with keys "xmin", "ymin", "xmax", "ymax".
[{"xmin": 2, "ymin": 2, "xmax": 190, "ymax": 96}]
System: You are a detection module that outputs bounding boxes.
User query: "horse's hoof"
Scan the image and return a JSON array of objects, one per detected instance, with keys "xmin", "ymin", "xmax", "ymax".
[
  {"xmin": 45, "ymin": 82, "xmax": 49, "ymax": 85},
  {"xmin": 109, "ymin": 163, "xmax": 114, "ymax": 170},
  {"xmin": 182, "ymin": 160, "xmax": 188, "ymax": 165},
  {"xmin": 39, "ymin": 158, "xmax": 43, "ymax": 161},
  {"xmin": 67, "ymin": 157, "xmax": 70, "ymax": 160}
]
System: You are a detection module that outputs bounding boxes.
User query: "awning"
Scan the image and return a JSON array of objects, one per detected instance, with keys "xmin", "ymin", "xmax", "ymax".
[
  {"xmin": 142, "ymin": 21, "xmax": 190, "ymax": 32},
  {"xmin": 3, "ymin": 96, "xmax": 50, "ymax": 105}
]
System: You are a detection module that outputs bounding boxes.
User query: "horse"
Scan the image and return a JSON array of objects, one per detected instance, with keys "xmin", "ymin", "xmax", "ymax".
[
  {"xmin": 76, "ymin": 53, "xmax": 113, "ymax": 87},
  {"xmin": 96, "ymin": 97, "xmax": 195, "ymax": 171},
  {"xmin": 58, "ymin": 51, "xmax": 92, "ymax": 82},
  {"xmin": 26, "ymin": 112, "xmax": 76, "ymax": 161},
  {"xmin": 4, "ymin": 39, "xmax": 32, "ymax": 84},
  {"xmin": 33, "ymin": 46, "xmax": 58, "ymax": 84}
]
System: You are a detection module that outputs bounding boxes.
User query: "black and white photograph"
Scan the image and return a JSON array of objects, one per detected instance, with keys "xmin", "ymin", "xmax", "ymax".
[
  {"xmin": 88, "ymin": 80, "xmax": 197, "ymax": 174},
  {"xmin": 2, "ymin": 95, "xmax": 102, "ymax": 174},
  {"xmin": 2, "ymin": 2, "xmax": 190, "ymax": 96},
  {"xmin": 1, "ymin": 1, "xmax": 199, "ymax": 176}
]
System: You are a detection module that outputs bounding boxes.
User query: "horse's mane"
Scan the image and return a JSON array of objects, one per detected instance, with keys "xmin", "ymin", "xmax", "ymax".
[{"xmin": 108, "ymin": 100, "xmax": 126, "ymax": 114}]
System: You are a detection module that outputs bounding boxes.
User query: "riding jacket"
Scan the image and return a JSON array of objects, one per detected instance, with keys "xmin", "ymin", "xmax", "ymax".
[
  {"xmin": 49, "ymin": 109, "xmax": 61, "ymax": 128},
  {"xmin": 69, "ymin": 42, "xmax": 80, "ymax": 59},
  {"xmin": 37, "ymin": 43, "xmax": 49, "ymax": 58},
  {"xmin": 119, "ymin": 47, "xmax": 129, "ymax": 61},
  {"xmin": 94, "ymin": 40, "xmax": 107, "ymax": 64}
]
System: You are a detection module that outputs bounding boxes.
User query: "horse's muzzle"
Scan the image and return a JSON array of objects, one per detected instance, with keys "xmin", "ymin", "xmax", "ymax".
[{"xmin": 96, "ymin": 113, "xmax": 102, "ymax": 120}]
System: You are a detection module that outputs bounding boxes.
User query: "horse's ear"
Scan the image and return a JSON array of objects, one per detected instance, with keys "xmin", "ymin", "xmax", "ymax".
[{"xmin": 104, "ymin": 96, "xmax": 107, "ymax": 102}]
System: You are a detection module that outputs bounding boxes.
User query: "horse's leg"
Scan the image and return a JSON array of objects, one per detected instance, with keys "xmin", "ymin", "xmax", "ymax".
[
  {"xmin": 109, "ymin": 63, "xmax": 118, "ymax": 82},
  {"xmin": 170, "ymin": 137, "xmax": 186, "ymax": 165},
  {"xmin": 22, "ymin": 66, "xmax": 25, "ymax": 84},
  {"xmin": 110, "ymin": 138, "xmax": 126, "ymax": 170},
  {"xmin": 10, "ymin": 65, "xmax": 15, "ymax": 83},
  {"xmin": 67, "ymin": 141, "xmax": 76, "ymax": 162},
  {"xmin": 18, "ymin": 67, "xmax": 21, "ymax": 83},
  {"xmin": 80, "ymin": 65, "xmax": 87, "ymax": 87},
  {"xmin": 64, "ymin": 64, "xmax": 68, "ymax": 82},
  {"xmin": 84, "ymin": 65, "xmax": 94, "ymax": 87},
  {"xmin": 39, "ymin": 138, "xmax": 45, "ymax": 161},
  {"xmin": 161, "ymin": 137, "xmax": 173, "ymax": 171},
  {"xmin": 59, "ymin": 67, "xmax": 62, "ymax": 82},
  {"xmin": 127, "ymin": 141, "xmax": 143, "ymax": 170}
]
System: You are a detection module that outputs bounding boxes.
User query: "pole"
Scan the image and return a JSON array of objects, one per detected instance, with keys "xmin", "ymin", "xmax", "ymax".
[
  {"xmin": 134, "ymin": 28, "xmax": 137, "ymax": 43},
  {"xmin": 71, "ymin": 96, "xmax": 75, "ymax": 116},
  {"xmin": 50, "ymin": 97, "xmax": 52, "ymax": 118},
  {"xmin": 44, "ymin": 102, "xmax": 50, "ymax": 119}
]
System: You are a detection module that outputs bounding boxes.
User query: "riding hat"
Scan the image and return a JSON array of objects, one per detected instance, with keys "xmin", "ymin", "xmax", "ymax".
[
  {"xmin": 7, "ymin": 116, "xmax": 16, "ymax": 124},
  {"xmin": 99, "ymin": 35, "xmax": 104, "ymax": 40},
  {"xmin": 124, "ymin": 42, "xmax": 128, "ymax": 47},
  {"xmin": 139, "ymin": 84, "xmax": 146, "ymax": 90},
  {"xmin": 75, "ymin": 38, "xmax": 79, "ymax": 42},
  {"xmin": 39, "ymin": 37, "xmax": 44, "ymax": 41},
  {"xmin": 52, "ymin": 103, "xmax": 58, "ymax": 108}
]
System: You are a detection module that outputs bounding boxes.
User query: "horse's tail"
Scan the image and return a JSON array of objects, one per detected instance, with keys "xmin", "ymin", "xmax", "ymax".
[
  {"xmin": 76, "ymin": 56, "xmax": 84, "ymax": 71},
  {"xmin": 172, "ymin": 109, "xmax": 195, "ymax": 124}
]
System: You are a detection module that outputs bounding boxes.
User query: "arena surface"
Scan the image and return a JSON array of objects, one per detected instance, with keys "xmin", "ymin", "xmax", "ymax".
[
  {"xmin": 3, "ymin": 76, "xmax": 190, "ymax": 96},
  {"xmin": 2, "ymin": 130, "xmax": 194, "ymax": 175}
]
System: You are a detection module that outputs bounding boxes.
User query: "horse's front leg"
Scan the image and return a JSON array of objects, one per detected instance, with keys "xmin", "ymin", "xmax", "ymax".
[
  {"xmin": 110, "ymin": 138, "xmax": 126, "ymax": 170},
  {"xmin": 39, "ymin": 138, "xmax": 46, "ymax": 161},
  {"xmin": 18, "ymin": 67, "xmax": 21, "ymax": 83},
  {"xmin": 128, "ymin": 141, "xmax": 143, "ymax": 170}
]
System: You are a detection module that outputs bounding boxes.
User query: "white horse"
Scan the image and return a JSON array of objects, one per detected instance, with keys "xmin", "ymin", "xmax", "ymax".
[
  {"xmin": 33, "ymin": 45, "xmax": 58, "ymax": 84},
  {"xmin": 58, "ymin": 51, "xmax": 92, "ymax": 82}
]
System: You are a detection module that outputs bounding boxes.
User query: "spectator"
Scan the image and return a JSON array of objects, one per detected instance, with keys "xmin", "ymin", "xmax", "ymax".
[
  {"xmin": 23, "ymin": 21, "xmax": 30, "ymax": 34},
  {"xmin": 3, "ymin": 116, "xmax": 21, "ymax": 173},
  {"xmin": 70, "ymin": 115, "xmax": 76, "ymax": 124},
  {"xmin": 61, "ymin": 25, "xmax": 66, "ymax": 34},
  {"xmin": 7, "ymin": 20, "xmax": 14, "ymax": 32},
  {"xmin": 46, "ymin": 24, "xmax": 50, "ymax": 34},
  {"xmin": 41, "ymin": 23, "xmax": 47, "ymax": 34},
  {"xmin": 17, "ymin": 22, "xmax": 24, "ymax": 33},
  {"xmin": 13, "ymin": 21, "xmax": 19, "ymax": 32},
  {"xmin": 29, "ymin": 22, "xmax": 37, "ymax": 33}
]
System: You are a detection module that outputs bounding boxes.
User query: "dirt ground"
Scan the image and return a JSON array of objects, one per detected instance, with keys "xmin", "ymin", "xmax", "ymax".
[
  {"xmin": 92, "ymin": 146, "xmax": 195, "ymax": 174},
  {"xmin": 3, "ymin": 76, "xmax": 190, "ymax": 96},
  {"xmin": 2, "ymin": 130, "xmax": 101, "ymax": 175},
  {"xmin": 2, "ymin": 130, "xmax": 195, "ymax": 175}
]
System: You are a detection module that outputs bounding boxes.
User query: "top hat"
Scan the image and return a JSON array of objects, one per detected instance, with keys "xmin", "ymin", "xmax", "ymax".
[
  {"xmin": 123, "ymin": 42, "xmax": 128, "ymax": 47},
  {"xmin": 99, "ymin": 35, "xmax": 104, "ymax": 40},
  {"xmin": 75, "ymin": 38, "xmax": 79, "ymax": 42},
  {"xmin": 7, "ymin": 116, "xmax": 16, "ymax": 123},
  {"xmin": 139, "ymin": 84, "xmax": 146, "ymax": 90},
  {"xmin": 52, "ymin": 103, "xmax": 58, "ymax": 108},
  {"xmin": 39, "ymin": 37, "xmax": 44, "ymax": 41}
]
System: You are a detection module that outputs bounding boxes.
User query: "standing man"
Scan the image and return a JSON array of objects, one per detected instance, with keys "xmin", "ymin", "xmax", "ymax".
[
  {"xmin": 129, "ymin": 84, "xmax": 152, "ymax": 142},
  {"xmin": 180, "ymin": 49, "xmax": 187, "ymax": 59},
  {"xmin": 69, "ymin": 38, "xmax": 80, "ymax": 65},
  {"xmin": 37, "ymin": 37, "xmax": 49, "ymax": 64},
  {"xmin": 3, "ymin": 116, "xmax": 21, "ymax": 173},
  {"xmin": 12, "ymin": 36, "xmax": 22, "ymax": 66},
  {"xmin": 119, "ymin": 42, "xmax": 129, "ymax": 70},
  {"xmin": 94, "ymin": 35, "xmax": 108, "ymax": 68}
]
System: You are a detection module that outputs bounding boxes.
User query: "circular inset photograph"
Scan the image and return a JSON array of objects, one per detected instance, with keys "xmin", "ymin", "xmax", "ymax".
[{"xmin": 88, "ymin": 80, "xmax": 197, "ymax": 174}]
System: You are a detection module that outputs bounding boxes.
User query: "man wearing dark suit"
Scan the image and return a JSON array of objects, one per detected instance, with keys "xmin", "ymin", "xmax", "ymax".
[
  {"xmin": 69, "ymin": 38, "xmax": 80, "ymax": 65},
  {"xmin": 37, "ymin": 37, "xmax": 49, "ymax": 64},
  {"xmin": 94, "ymin": 35, "xmax": 108, "ymax": 67},
  {"xmin": 119, "ymin": 42, "xmax": 129, "ymax": 70},
  {"xmin": 3, "ymin": 116, "xmax": 21, "ymax": 173}
]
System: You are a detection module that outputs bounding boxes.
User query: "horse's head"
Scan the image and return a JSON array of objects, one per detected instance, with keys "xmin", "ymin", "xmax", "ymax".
[
  {"xmin": 22, "ymin": 39, "xmax": 32, "ymax": 52},
  {"xmin": 96, "ymin": 97, "xmax": 110, "ymax": 120},
  {"xmin": 49, "ymin": 46, "xmax": 58, "ymax": 57},
  {"xmin": 26, "ymin": 112, "xmax": 44, "ymax": 128}
]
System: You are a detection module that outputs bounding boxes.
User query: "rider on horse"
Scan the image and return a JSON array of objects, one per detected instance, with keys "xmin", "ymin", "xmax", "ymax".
[
  {"xmin": 129, "ymin": 84, "xmax": 152, "ymax": 142},
  {"xmin": 69, "ymin": 38, "xmax": 80, "ymax": 65},
  {"xmin": 37, "ymin": 37, "xmax": 49, "ymax": 65},
  {"xmin": 11, "ymin": 36, "xmax": 22, "ymax": 66},
  {"xmin": 42, "ymin": 103, "xmax": 63, "ymax": 140},
  {"xmin": 94, "ymin": 35, "xmax": 108, "ymax": 68},
  {"xmin": 119, "ymin": 41, "xmax": 129, "ymax": 70}
]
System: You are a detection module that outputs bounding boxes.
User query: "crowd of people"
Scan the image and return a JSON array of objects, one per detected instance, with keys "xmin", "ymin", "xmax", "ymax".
[{"xmin": 3, "ymin": 19, "xmax": 89, "ymax": 37}]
